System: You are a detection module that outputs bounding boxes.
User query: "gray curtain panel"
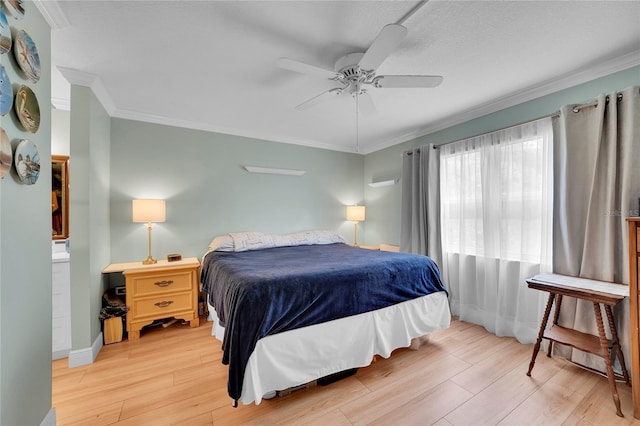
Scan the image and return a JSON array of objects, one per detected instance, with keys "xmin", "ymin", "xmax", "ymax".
[
  {"xmin": 553, "ymin": 85, "xmax": 640, "ymax": 371},
  {"xmin": 399, "ymin": 145, "xmax": 442, "ymax": 268}
]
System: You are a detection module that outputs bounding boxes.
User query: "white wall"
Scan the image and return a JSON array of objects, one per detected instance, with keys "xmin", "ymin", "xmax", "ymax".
[{"xmin": 51, "ymin": 108, "xmax": 70, "ymax": 156}]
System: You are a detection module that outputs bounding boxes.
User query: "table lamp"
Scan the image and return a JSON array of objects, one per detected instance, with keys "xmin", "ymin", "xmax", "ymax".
[
  {"xmin": 132, "ymin": 199, "xmax": 166, "ymax": 264},
  {"xmin": 346, "ymin": 205, "xmax": 365, "ymax": 247}
]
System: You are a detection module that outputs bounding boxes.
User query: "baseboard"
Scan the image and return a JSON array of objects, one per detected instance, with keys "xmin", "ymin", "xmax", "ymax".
[
  {"xmin": 52, "ymin": 348, "xmax": 70, "ymax": 360},
  {"xmin": 40, "ymin": 408, "xmax": 56, "ymax": 426},
  {"xmin": 68, "ymin": 332, "xmax": 103, "ymax": 368}
]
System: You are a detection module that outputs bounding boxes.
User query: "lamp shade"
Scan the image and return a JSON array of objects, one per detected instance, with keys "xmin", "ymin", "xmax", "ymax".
[
  {"xmin": 346, "ymin": 205, "xmax": 365, "ymax": 222},
  {"xmin": 132, "ymin": 199, "xmax": 166, "ymax": 223}
]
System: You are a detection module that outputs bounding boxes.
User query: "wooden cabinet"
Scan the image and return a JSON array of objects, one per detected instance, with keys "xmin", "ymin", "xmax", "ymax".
[
  {"xmin": 628, "ymin": 218, "xmax": 640, "ymax": 419},
  {"xmin": 103, "ymin": 257, "xmax": 201, "ymax": 340}
]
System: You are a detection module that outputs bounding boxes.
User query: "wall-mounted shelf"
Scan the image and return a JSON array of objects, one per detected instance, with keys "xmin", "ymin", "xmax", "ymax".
[
  {"xmin": 368, "ymin": 179, "xmax": 397, "ymax": 188},
  {"xmin": 243, "ymin": 166, "xmax": 306, "ymax": 176}
]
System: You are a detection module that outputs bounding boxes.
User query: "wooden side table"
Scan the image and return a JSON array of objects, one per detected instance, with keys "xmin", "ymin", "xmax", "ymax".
[
  {"xmin": 103, "ymin": 257, "xmax": 201, "ymax": 339},
  {"xmin": 526, "ymin": 273, "xmax": 630, "ymax": 417}
]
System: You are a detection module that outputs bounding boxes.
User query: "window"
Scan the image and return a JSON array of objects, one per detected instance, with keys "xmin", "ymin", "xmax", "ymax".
[{"xmin": 440, "ymin": 119, "xmax": 553, "ymax": 264}]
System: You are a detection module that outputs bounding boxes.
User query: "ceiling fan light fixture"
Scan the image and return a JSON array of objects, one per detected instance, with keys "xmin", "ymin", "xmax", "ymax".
[{"xmin": 277, "ymin": 1, "xmax": 444, "ymax": 132}]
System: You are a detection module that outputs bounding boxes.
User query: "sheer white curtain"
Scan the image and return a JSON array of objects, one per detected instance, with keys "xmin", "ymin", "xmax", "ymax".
[{"xmin": 440, "ymin": 118, "xmax": 553, "ymax": 343}]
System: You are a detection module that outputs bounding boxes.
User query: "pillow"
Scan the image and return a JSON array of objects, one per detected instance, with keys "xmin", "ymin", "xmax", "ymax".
[
  {"xmin": 285, "ymin": 230, "xmax": 346, "ymax": 246},
  {"xmin": 229, "ymin": 231, "xmax": 276, "ymax": 252},
  {"xmin": 208, "ymin": 234, "xmax": 234, "ymax": 252},
  {"xmin": 208, "ymin": 230, "xmax": 346, "ymax": 253},
  {"xmin": 310, "ymin": 230, "xmax": 347, "ymax": 245}
]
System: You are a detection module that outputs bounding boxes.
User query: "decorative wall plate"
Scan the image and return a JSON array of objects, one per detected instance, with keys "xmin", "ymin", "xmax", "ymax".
[
  {"xmin": 0, "ymin": 64, "xmax": 11, "ymax": 115},
  {"xmin": 0, "ymin": 7, "xmax": 10, "ymax": 53},
  {"xmin": 14, "ymin": 139, "xmax": 39, "ymax": 184},
  {"xmin": 0, "ymin": 127, "xmax": 11, "ymax": 178},
  {"xmin": 14, "ymin": 85, "xmax": 39, "ymax": 133},
  {"xmin": 2, "ymin": 0, "xmax": 24, "ymax": 20},
  {"xmin": 13, "ymin": 30, "xmax": 39, "ymax": 83}
]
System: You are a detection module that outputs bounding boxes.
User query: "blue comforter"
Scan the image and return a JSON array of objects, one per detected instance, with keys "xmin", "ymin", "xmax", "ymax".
[{"xmin": 200, "ymin": 243, "xmax": 447, "ymax": 403}]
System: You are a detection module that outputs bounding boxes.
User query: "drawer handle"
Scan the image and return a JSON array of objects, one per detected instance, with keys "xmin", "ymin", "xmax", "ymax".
[
  {"xmin": 154, "ymin": 301, "xmax": 174, "ymax": 308},
  {"xmin": 154, "ymin": 280, "xmax": 174, "ymax": 287}
]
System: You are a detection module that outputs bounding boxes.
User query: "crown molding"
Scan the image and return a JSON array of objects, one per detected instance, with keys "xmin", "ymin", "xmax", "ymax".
[
  {"xmin": 52, "ymin": 96, "xmax": 70, "ymax": 111},
  {"xmin": 89, "ymin": 78, "xmax": 116, "ymax": 115},
  {"xmin": 56, "ymin": 67, "xmax": 116, "ymax": 115},
  {"xmin": 57, "ymin": 67, "xmax": 97, "ymax": 86},
  {"xmin": 362, "ymin": 50, "xmax": 640, "ymax": 154},
  {"xmin": 109, "ymin": 107, "xmax": 358, "ymax": 154},
  {"xmin": 33, "ymin": 0, "xmax": 70, "ymax": 29},
  {"xmin": 53, "ymin": 50, "xmax": 638, "ymax": 156},
  {"xmin": 420, "ymin": 50, "xmax": 640, "ymax": 136}
]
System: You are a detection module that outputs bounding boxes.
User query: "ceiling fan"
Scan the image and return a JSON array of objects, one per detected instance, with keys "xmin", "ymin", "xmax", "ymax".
[{"xmin": 276, "ymin": 6, "xmax": 443, "ymax": 113}]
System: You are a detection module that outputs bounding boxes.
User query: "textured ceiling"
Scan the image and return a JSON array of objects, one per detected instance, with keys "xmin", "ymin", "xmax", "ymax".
[{"xmin": 42, "ymin": 1, "xmax": 640, "ymax": 154}]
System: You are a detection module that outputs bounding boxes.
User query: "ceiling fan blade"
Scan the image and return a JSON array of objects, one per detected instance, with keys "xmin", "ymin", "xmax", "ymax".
[
  {"xmin": 358, "ymin": 24, "xmax": 408, "ymax": 71},
  {"xmin": 373, "ymin": 75, "xmax": 443, "ymax": 88},
  {"xmin": 294, "ymin": 87, "xmax": 343, "ymax": 111},
  {"xmin": 276, "ymin": 57, "xmax": 337, "ymax": 79},
  {"xmin": 356, "ymin": 91, "xmax": 377, "ymax": 116}
]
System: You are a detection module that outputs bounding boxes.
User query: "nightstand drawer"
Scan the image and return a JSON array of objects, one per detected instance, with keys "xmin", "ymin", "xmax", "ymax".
[
  {"xmin": 129, "ymin": 271, "xmax": 194, "ymax": 297},
  {"xmin": 132, "ymin": 293, "xmax": 194, "ymax": 318}
]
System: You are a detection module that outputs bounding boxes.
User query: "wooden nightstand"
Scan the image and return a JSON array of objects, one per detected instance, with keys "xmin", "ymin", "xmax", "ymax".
[{"xmin": 103, "ymin": 257, "xmax": 201, "ymax": 339}]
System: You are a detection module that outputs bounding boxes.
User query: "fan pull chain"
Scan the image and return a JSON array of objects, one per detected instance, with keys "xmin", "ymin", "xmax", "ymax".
[{"xmin": 355, "ymin": 93, "xmax": 360, "ymax": 153}]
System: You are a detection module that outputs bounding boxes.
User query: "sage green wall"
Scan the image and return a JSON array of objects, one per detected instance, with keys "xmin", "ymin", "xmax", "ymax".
[
  {"xmin": 0, "ymin": 2, "xmax": 52, "ymax": 424},
  {"xmin": 363, "ymin": 66, "xmax": 640, "ymax": 247},
  {"xmin": 109, "ymin": 118, "xmax": 364, "ymax": 263},
  {"xmin": 69, "ymin": 85, "xmax": 111, "ymax": 353}
]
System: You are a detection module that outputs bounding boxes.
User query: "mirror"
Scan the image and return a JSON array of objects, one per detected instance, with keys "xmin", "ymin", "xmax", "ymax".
[{"xmin": 52, "ymin": 155, "xmax": 69, "ymax": 240}]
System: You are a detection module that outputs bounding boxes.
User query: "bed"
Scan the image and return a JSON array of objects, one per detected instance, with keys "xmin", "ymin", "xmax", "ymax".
[{"xmin": 201, "ymin": 231, "xmax": 451, "ymax": 405}]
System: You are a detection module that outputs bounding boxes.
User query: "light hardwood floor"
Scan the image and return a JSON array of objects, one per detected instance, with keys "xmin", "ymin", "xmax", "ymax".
[{"xmin": 53, "ymin": 317, "xmax": 640, "ymax": 425}]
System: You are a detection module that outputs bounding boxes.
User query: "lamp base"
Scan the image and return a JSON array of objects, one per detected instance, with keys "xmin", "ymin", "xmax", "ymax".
[
  {"xmin": 352, "ymin": 222, "xmax": 359, "ymax": 247},
  {"xmin": 142, "ymin": 256, "xmax": 157, "ymax": 265},
  {"xmin": 142, "ymin": 222, "xmax": 157, "ymax": 265}
]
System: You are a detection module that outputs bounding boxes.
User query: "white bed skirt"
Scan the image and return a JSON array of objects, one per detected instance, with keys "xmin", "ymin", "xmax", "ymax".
[{"xmin": 209, "ymin": 290, "xmax": 451, "ymax": 405}]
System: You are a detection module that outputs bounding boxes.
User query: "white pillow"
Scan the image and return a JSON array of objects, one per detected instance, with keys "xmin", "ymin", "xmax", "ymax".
[
  {"xmin": 283, "ymin": 230, "xmax": 346, "ymax": 246},
  {"xmin": 208, "ymin": 234, "xmax": 234, "ymax": 252},
  {"xmin": 230, "ymin": 232, "xmax": 276, "ymax": 252},
  {"xmin": 208, "ymin": 230, "xmax": 346, "ymax": 253}
]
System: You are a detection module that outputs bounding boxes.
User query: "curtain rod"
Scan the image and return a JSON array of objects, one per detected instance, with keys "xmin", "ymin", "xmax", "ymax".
[
  {"xmin": 419, "ymin": 91, "xmax": 628, "ymax": 151},
  {"xmin": 570, "ymin": 92, "xmax": 623, "ymax": 113},
  {"xmin": 403, "ymin": 111, "xmax": 554, "ymax": 155}
]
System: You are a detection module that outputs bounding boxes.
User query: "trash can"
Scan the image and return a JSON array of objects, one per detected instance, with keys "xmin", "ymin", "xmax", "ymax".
[
  {"xmin": 103, "ymin": 316, "xmax": 123, "ymax": 344},
  {"xmin": 100, "ymin": 294, "xmax": 129, "ymax": 345}
]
